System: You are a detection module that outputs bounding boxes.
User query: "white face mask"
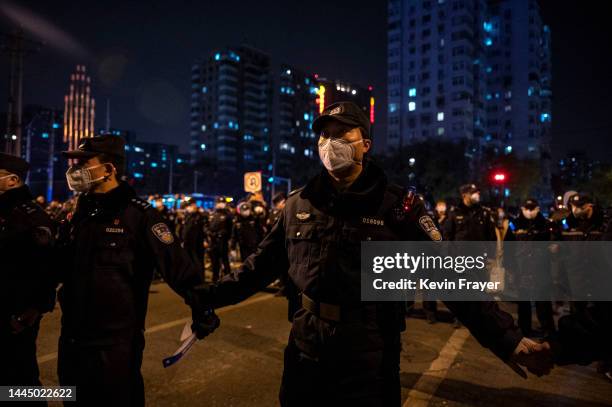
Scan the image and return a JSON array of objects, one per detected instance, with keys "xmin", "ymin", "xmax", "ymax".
[
  {"xmin": 65, "ymin": 164, "xmax": 108, "ymax": 193},
  {"xmin": 318, "ymin": 138, "xmax": 363, "ymax": 172},
  {"xmin": 435, "ymin": 205, "xmax": 447, "ymax": 215},
  {"xmin": 0, "ymin": 174, "xmax": 16, "ymax": 195},
  {"xmin": 521, "ymin": 207, "xmax": 539, "ymax": 220},
  {"xmin": 469, "ymin": 193, "xmax": 480, "ymax": 205}
]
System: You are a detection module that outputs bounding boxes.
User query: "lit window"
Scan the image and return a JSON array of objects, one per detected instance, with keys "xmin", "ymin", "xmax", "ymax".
[
  {"xmin": 437, "ymin": 127, "xmax": 445, "ymax": 135},
  {"xmin": 437, "ymin": 112, "xmax": 444, "ymax": 121},
  {"xmin": 214, "ymin": 53, "xmax": 220, "ymax": 61},
  {"xmin": 41, "ymin": 133, "xmax": 49, "ymax": 139},
  {"xmin": 389, "ymin": 103, "xmax": 398, "ymax": 113},
  {"xmin": 408, "ymin": 88, "xmax": 417, "ymax": 97},
  {"xmin": 151, "ymin": 162, "xmax": 158, "ymax": 168},
  {"xmin": 408, "ymin": 102, "xmax": 416, "ymax": 111},
  {"xmin": 177, "ymin": 158, "xmax": 183, "ymax": 164},
  {"xmin": 213, "ymin": 122, "xmax": 219, "ymax": 129},
  {"xmin": 303, "ymin": 113, "xmax": 309, "ymax": 121},
  {"xmin": 351, "ymin": 89, "xmax": 357, "ymax": 95},
  {"xmin": 200, "ymin": 144, "xmax": 206, "ymax": 151},
  {"xmin": 505, "ymin": 145, "xmax": 512, "ymax": 154},
  {"xmin": 504, "ymin": 105, "xmax": 512, "ymax": 112},
  {"xmin": 201, "ymin": 124, "xmax": 206, "ymax": 131},
  {"xmin": 484, "ymin": 38, "xmax": 493, "ymax": 46},
  {"xmin": 540, "ymin": 113, "xmax": 550, "ymax": 122},
  {"xmin": 483, "ymin": 22, "xmax": 493, "ymax": 32},
  {"xmin": 486, "ymin": 66, "xmax": 492, "ymax": 73},
  {"xmin": 202, "ymin": 86, "xmax": 207, "ymax": 93},
  {"xmin": 286, "ymin": 69, "xmax": 291, "ymax": 75}
]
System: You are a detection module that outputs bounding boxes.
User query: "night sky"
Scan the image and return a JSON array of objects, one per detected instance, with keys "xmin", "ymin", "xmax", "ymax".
[{"xmin": 1, "ymin": 0, "xmax": 610, "ymax": 161}]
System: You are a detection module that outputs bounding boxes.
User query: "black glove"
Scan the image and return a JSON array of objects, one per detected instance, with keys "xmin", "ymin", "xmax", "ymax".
[
  {"xmin": 191, "ymin": 307, "xmax": 220, "ymax": 339},
  {"xmin": 186, "ymin": 284, "xmax": 220, "ymax": 339}
]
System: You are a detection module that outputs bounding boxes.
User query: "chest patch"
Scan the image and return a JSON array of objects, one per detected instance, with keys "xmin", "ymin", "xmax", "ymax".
[
  {"xmin": 105, "ymin": 227, "xmax": 124, "ymax": 234},
  {"xmin": 296, "ymin": 211, "xmax": 311, "ymax": 221},
  {"xmin": 151, "ymin": 222, "xmax": 174, "ymax": 244}
]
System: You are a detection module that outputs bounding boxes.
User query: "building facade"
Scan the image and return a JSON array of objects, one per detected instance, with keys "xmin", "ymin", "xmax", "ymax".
[
  {"xmin": 190, "ymin": 46, "xmax": 273, "ymax": 177},
  {"xmin": 387, "ymin": 0, "xmax": 551, "ymax": 159}
]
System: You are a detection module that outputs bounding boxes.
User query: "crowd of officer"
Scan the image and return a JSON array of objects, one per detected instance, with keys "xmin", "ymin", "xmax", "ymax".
[{"xmin": 1, "ymin": 100, "xmax": 610, "ymax": 406}]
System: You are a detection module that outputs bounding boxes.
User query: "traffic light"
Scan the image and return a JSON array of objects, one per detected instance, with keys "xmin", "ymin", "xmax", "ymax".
[{"xmin": 492, "ymin": 172, "xmax": 507, "ymax": 183}]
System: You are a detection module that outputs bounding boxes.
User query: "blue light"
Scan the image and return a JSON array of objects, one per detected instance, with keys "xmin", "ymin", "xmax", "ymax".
[
  {"xmin": 528, "ymin": 87, "xmax": 534, "ymax": 96},
  {"xmin": 504, "ymin": 188, "xmax": 510, "ymax": 197},
  {"xmin": 303, "ymin": 113, "xmax": 309, "ymax": 121},
  {"xmin": 41, "ymin": 132, "xmax": 49, "ymax": 139},
  {"xmin": 540, "ymin": 113, "xmax": 550, "ymax": 122},
  {"xmin": 177, "ymin": 158, "xmax": 183, "ymax": 164},
  {"xmin": 280, "ymin": 87, "xmax": 285, "ymax": 93},
  {"xmin": 52, "ymin": 123, "xmax": 60, "ymax": 129},
  {"xmin": 484, "ymin": 38, "xmax": 493, "ymax": 46},
  {"xmin": 200, "ymin": 143, "xmax": 206, "ymax": 150},
  {"xmin": 483, "ymin": 22, "xmax": 493, "ymax": 32},
  {"xmin": 151, "ymin": 162, "xmax": 158, "ymax": 168},
  {"xmin": 485, "ymin": 134, "xmax": 492, "ymax": 141},
  {"xmin": 125, "ymin": 145, "xmax": 130, "ymax": 151},
  {"xmin": 214, "ymin": 53, "xmax": 220, "ymax": 61},
  {"xmin": 263, "ymin": 145, "xmax": 269, "ymax": 152},
  {"xmin": 485, "ymin": 94, "xmax": 492, "ymax": 100},
  {"xmin": 559, "ymin": 159, "xmax": 565, "ymax": 166},
  {"xmin": 268, "ymin": 177, "xmax": 274, "ymax": 183},
  {"xmin": 134, "ymin": 172, "xmax": 143, "ymax": 179},
  {"xmin": 213, "ymin": 122, "xmax": 219, "ymax": 129},
  {"xmin": 286, "ymin": 69, "xmax": 291, "ymax": 75},
  {"xmin": 305, "ymin": 78, "xmax": 310, "ymax": 85},
  {"xmin": 505, "ymin": 145, "xmax": 512, "ymax": 154},
  {"xmin": 202, "ymin": 86, "xmax": 208, "ymax": 93},
  {"xmin": 408, "ymin": 88, "xmax": 417, "ymax": 97},
  {"xmin": 473, "ymin": 59, "xmax": 480, "ymax": 65},
  {"xmin": 228, "ymin": 121, "xmax": 234, "ymax": 129},
  {"xmin": 486, "ymin": 66, "xmax": 492, "ymax": 73},
  {"xmin": 310, "ymin": 86, "xmax": 318, "ymax": 94}
]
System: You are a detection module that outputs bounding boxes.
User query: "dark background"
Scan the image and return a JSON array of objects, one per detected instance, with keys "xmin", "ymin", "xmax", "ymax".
[{"xmin": 1, "ymin": 0, "xmax": 610, "ymax": 160}]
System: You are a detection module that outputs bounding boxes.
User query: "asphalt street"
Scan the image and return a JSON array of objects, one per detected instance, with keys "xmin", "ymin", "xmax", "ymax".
[{"xmin": 34, "ymin": 283, "xmax": 612, "ymax": 406}]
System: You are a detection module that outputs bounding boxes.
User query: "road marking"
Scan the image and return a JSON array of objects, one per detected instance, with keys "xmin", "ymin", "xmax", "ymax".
[
  {"xmin": 403, "ymin": 328, "xmax": 471, "ymax": 407},
  {"xmin": 37, "ymin": 293, "xmax": 276, "ymax": 364}
]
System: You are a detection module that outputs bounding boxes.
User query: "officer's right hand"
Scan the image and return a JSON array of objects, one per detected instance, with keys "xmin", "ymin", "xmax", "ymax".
[{"xmin": 191, "ymin": 308, "xmax": 220, "ymax": 339}]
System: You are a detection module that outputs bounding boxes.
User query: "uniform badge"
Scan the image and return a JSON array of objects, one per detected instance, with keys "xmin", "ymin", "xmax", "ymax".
[
  {"xmin": 152, "ymin": 222, "xmax": 174, "ymax": 244},
  {"xmin": 419, "ymin": 215, "xmax": 442, "ymax": 241},
  {"xmin": 296, "ymin": 211, "xmax": 311, "ymax": 221},
  {"xmin": 329, "ymin": 106, "xmax": 343, "ymax": 115}
]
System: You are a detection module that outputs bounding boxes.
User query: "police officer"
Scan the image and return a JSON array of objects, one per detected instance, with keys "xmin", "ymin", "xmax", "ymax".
[
  {"xmin": 232, "ymin": 200, "xmax": 266, "ymax": 261},
  {"xmin": 192, "ymin": 102, "xmax": 552, "ymax": 406},
  {"xmin": 268, "ymin": 192, "xmax": 287, "ymax": 229},
  {"xmin": 57, "ymin": 136, "xmax": 219, "ymax": 406},
  {"xmin": 512, "ymin": 198, "xmax": 555, "ymax": 336},
  {"xmin": 182, "ymin": 200, "xmax": 206, "ymax": 271},
  {"xmin": 0, "ymin": 153, "xmax": 56, "ymax": 391},
  {"xmin": 443, "ymin": 184, "xmax": 497, "ymax": 241},
  {"xmin": 206, "ymin": 197, "xmax": 233, "ymax": 282}
]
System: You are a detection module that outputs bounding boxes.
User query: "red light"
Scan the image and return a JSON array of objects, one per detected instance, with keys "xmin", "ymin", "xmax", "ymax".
[
  {"xmin": 493, "ymin": 173, "xmax": 506, "ymax": 182},
  {"xmin": 314, "ymin": 73, "xmax": 319, "ymax": 79},
  {"xmin": 368, "ymin": 85, "xmax": 373, "ymax": 91}
]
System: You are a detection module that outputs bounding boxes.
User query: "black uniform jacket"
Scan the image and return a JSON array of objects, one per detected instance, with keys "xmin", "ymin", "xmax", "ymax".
[
  {"xmin": 0, "ymin": 185, "xmax": 56, "ymax": 324},
  {"xmin": 57, "ymin": 182, "xmax": 203, "ymax": 345},
  {"xmin": 210, "ymin": 162, "xmax": 522, "ymax": 360}
]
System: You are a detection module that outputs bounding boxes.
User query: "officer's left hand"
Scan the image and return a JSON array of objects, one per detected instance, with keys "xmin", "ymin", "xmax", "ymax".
[
  {"xmin": 511, "ymin": 338, "xmax": 553, "ymax": 377},
  {"xmin": 191, "ymin": 307, "xmax": 220, "ymax": 339},
  {"xmin": 10, "ymin": 308, "xmax": 41, "ymax": 334}
]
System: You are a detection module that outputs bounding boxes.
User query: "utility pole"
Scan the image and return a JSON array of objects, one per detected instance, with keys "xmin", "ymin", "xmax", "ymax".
[{"xmin": 1, "ymin": 30, "xmax": 41, "ymax": 155}]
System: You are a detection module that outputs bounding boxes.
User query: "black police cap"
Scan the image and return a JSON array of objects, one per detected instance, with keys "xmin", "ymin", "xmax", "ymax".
[
  {"xmin": 571, "ymin": 193, "xmax": 593, "ymax": 207},
  {"xmin": 312, "ymin": 101, "xmax": 371, "ymax": 139},
  {"xmin": 62, "ymin": 135, "xmax": 126, "ymax": 160},
  {"xmin": 0, "ymin": 152, "xmax": 30, "ymax": 180},
  {"xmin": 522, "ymin": 198, "xmax": 539, "ymax": 209},
  {"xmin": 459, "ymin": 183, "xmax": 479, "ymax": 195}
]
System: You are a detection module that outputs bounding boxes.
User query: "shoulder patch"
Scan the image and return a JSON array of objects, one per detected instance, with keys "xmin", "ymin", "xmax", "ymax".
[
  {"xmin": 130, "ymin": 197, "xmax": 152, "ymax": 211},
  {"xmin": 418, "ymin": 215, "xmax": 442, "ymax": 241},
  {"xmin": 151, "ymin": 222, "xmax": 174, "ymax": 244}
]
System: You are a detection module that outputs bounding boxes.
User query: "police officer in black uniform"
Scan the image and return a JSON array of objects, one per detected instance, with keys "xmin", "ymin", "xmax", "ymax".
[
  {"xmin": 232, "ymin": 200, "xmax": 267, "ymax": 261},
  {"xmin": 193, "ymin": 102, "xmax": 552, "ymax": 406},
  {"xmin": 57, "ymin": 136, "xmax": 219, "ymax": 406},
  {"xmin": 512, "ymin": 198, "xmax": 555, "ymax": 336},
  {"xmin": 0, "ymin": 153, "xmax": 56, "ymax": 392},
  {"xmin": 182, "ymin": 200, "xmax": 206, "ymax": 271},
  {"xmin": 443, "ymin": 184, "xmax": 497, "ymax": 242},
  {"xmin": 268, "ymin": 192, "xmax": 287, "ymax": 230},
  {"xmin": 206, "ymin": 197, "xmax": 233, "ymax": 282}
]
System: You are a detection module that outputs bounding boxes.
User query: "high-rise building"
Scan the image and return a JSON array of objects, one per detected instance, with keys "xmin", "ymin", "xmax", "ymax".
[
  {"xmin": 64, "ymin": 65, "xmax": 96, "ymax": 152},
  {"xmin": 190, "ymin": 46, "xmax": 273, "ymax": 177},
  {"xmin": 387, "ymin": 0, "xmax": 551, "ymax": 159}
]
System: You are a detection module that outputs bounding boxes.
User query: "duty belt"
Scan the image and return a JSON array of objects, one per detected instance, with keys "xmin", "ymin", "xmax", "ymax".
[{"xmin": 300, "ymin": 293, "xmax": 376, "ymax": 323}]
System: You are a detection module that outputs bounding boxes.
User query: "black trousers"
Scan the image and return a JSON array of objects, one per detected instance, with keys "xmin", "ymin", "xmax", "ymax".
[
  {"xmin": 517, "ymin": 301, "xmax": 555, "ymax": 335},
  {"xmin": 279, "ymin": 334, "xmax": 401, "ymax": 407},
  {"xmin": 209, "ymin": 239, "xmax": 230, "ymax": 282},
  {"xmin": 57, "ymin": 334, "xmax": 145, "ymax": 406}
]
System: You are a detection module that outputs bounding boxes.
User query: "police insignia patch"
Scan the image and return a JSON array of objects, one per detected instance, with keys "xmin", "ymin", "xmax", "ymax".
[
  {"xmin": 152, "ymin": 222, "xmax": 174, "ymax": 244},
  {"xmin": 418, "ymin": 216, "xmax": 442, "ymax": 241},
  {"xmin": 296, "ymin": 211, "xmax": 311, "ymax": 221}
]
